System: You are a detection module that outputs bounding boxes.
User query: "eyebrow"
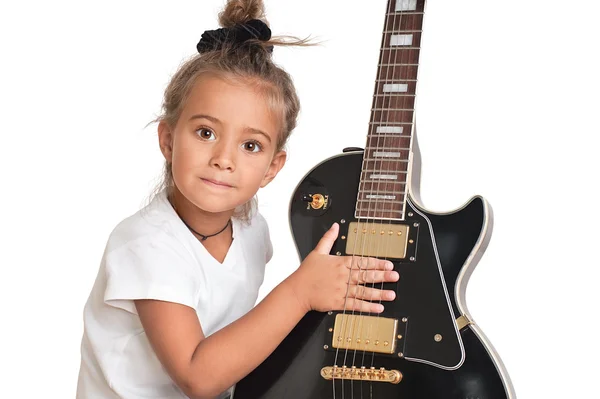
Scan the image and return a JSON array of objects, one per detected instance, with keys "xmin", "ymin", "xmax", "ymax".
[{"xmin": 189, "ymin": 114, "xmax": 272, "ymax": 143}]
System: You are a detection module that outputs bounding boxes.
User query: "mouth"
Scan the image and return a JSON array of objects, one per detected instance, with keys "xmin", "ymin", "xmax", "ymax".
[{"xmin": 201, "ymin": 178, "xmax": 234, "ymax": 189}]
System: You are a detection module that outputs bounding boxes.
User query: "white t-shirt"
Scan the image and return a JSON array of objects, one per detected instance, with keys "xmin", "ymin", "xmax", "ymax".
[{"xmin": 76, "ymin": 190, "xmax": 272, "ymax": 398}]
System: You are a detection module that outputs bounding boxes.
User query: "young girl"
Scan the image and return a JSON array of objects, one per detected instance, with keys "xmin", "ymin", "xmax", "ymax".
[{"xmin": 76, "ymin": 1, "xmax": 399, "ymax": 398}]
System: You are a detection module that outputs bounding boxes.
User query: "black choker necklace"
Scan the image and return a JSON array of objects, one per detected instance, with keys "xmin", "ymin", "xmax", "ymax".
[{"xmin": 180, "ymin": 218, "xmax": 231, "ymax": 241}]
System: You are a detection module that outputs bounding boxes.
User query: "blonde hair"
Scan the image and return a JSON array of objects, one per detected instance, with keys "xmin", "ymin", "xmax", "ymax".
[{"xmin": 148, "ymin": 0, "xmax": 309, "ymax": 222}]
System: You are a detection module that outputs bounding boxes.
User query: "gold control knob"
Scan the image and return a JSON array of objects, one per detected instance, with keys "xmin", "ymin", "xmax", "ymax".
[{"xmin": 310, "ymin": 193, "xmax": 325, "ymax": 209}]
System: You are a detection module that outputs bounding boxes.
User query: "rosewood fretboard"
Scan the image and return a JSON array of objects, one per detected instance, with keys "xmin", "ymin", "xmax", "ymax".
[{"xmin": 356, "ymin": 0, "xmax": 426, "ymax": 220}]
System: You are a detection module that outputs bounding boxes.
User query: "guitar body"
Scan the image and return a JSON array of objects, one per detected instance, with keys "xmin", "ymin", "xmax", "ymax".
[{"xmin": 234, "ymin": 151, "xmax": 513, "ymax": 399}]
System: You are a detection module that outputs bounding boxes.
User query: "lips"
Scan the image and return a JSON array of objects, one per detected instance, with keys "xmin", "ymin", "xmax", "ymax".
[{"xmin": 201, "ymin": 178, "xmax": 233, "ymax": 188}]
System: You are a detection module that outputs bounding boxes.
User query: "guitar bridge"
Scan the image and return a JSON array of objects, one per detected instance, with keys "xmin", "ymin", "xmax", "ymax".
[{"xmin": 320, "ymin": 366, "xmax": 402, "ymax": 384}]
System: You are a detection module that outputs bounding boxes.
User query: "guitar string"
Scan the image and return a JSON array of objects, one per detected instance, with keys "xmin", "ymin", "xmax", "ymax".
[
  {"xmin": 347, "ymin": 1, "xmax": 400, "ymax": 398},
  {"xmin": 369, "ymin": 0, "xmax": 419, "ymax": 380},
  {"xmin": 363, "ymin": 0, "xmax": 409, "ymax": 390},
  {"xmin": 333, "ymin": 1, "xmax": 395, "ymax": 398}
]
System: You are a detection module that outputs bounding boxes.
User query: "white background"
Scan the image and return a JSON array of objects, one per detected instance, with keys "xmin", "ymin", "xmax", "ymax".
[{"xmin": 1, "ymin": 0, "xmax": 598, "ymax": 397}]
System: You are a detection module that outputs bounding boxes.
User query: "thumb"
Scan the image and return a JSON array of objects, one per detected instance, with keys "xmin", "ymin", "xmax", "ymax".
[{"xmin": 314, "ymin": 222, "xmax": 340, "ymax": 254}]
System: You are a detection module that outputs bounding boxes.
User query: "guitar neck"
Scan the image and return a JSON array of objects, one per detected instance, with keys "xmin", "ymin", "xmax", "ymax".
[{"xmin": 357, "ymin": 0, "xmax": 426, "ymax": 220}]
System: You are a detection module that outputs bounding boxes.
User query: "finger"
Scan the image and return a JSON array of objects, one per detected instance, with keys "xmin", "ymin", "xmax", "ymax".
[
  {"xmin": 350, "ymin": 270, "xmax": 399, "ymax": 284},
  {"xmin": 348, "ymin": 285, "xmax": 396, "ymax": 301},
  {"xmin": 314, "ymin": 223, "xmax": 340, "ymax": 255},
  {"xmin": 340, "ymin": 298, "xmax": 385, "ymax": 314},
  {"xmin": 347, "ymin": 256, "xmax": 394, "ymax": 271}
]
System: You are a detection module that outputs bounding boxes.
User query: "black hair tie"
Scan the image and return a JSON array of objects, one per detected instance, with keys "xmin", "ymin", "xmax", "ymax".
[{"xmin": 197, "ymin": 19, "xmax": 273, "ymax": 54}]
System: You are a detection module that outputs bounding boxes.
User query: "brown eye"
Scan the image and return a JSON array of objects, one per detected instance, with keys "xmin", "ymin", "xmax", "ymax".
[
  {"xmin": 242, "ymin": 141, "xmax": 262, "ymax": 153},
  {"xmin": 196, "ymin": 128, "xmax": 215, "ymax": 140}
]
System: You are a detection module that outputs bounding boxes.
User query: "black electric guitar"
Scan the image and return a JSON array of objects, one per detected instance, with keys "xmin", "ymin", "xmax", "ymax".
[{"xmin": 235, "ymin": 1, "xmax": 515, "ymax": 398}]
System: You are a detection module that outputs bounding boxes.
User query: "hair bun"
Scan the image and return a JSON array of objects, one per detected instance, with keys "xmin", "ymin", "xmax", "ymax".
[{"xmin": 196, "ymin": 19, "xmax": 271, "ymax": 54}]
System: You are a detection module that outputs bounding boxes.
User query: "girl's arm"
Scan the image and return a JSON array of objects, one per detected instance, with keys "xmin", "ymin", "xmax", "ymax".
[{"xmin": 135, "ymin": 223, "xmax": 399, "ymax": 399}]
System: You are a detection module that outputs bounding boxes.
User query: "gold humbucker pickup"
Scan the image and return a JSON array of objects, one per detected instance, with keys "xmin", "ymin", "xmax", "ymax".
[
  {"xmin": 332, "ymin": 314, "xmax": 398, "ymax": 354},
  {"xmin": 320, "ymin": 366, "xmax": 402, "ymax": 384},
  {"xmin": 345, "ymin": 222, "xmax": 409, "ymax": 259}
]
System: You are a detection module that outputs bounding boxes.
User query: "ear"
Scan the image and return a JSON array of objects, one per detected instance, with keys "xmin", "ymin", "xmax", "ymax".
[
  {"xmin": 260, "ymin": 150, "xmax": 287, "ymax": 188},
  {"xmin": 158, "ymin": 120, "xmax": 174, "ymax": 163}
]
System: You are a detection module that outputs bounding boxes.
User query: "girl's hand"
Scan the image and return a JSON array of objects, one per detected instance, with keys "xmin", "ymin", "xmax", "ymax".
[{"xmin": 286, "ymin": 223, "xmax": 399, "ymax": 314}]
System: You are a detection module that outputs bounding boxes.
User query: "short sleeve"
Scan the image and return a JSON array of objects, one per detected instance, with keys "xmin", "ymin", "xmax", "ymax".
[
  {"xmin": 104, "ymin": 234, "xmax": 199, "ymax": 315},
  {"xmin": 259, "ymin": 214, "xmax": 273, "ymax": 263}
]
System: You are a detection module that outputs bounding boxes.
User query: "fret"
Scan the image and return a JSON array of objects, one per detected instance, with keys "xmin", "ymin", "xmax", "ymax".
[
  {"xmin": 357, "ymin": 201, "xmax": 404, "ymax": 212},
  {"xmin": 373, "ymin": 95, "xmax": 416, "ymax": 109},
  {"xmin": 372, "ymin": 108, "xmax": 414, "ymax": 111},
  {"xmin": 361, "ymin": 170, "xmax": 408, "ymax": 178},
  {"xmin": 382, "ymin": 31, "xmax": 421, "ymax": 35},
  {"xmin": 379, "ymin": 48, "xmax": 420, "ymax": 65},
  {"xmin": 367, "ymin": 130, "xmax": 411, "ymax": 136},
  {"xmin": 358, "ymin": 196, "xmax": 406, "ymax": 204},
  {"xmin": 362, "ymin": 163, "xmax": 409, "ymax": 170},
  {"xmin": 359, "ymin": 181, "xmax": 406, "ymax": 192},
  {"xmin": 355, "ymin": 209, "xmax": 404, "ymax": 220},
  {"xmin": 366, "ymin": 135, "xmax": 411, "ymax": 149},
  {"xmin": 369, "ymin": 121, "xmax": 413, "ymax": 125},
  {"xmin": 376, "ymin": 81, "xmax": 417, "ymax": 95},
  {"xmin": 362, "ymin": 159, "xmax": 410, "ymax": 169},
  {"xmin": 383, "ymin": 13, "xmax": 424, "ymax": 31},
  {"xmin": 371, "ymin": 109, "xmax": 414, "ymax": 123},
  {"xmin": 378, "ymin": 63, "xmax": 418, "ymax": 66},
  {"xmin": 375, "ymin": 65, "xmax": 419, "ymax": 81},
  {"xmin": 365, "ymin": 146, "xmax": 411, "ymax": 151}
]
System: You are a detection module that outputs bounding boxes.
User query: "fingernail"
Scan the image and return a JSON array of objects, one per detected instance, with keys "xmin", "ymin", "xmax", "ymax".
[
  {"xmin": 391, "ymin": 271, "xmax": 399, "ymax": 280},
  {"xmin": 386, "ymin": 262, "xmax": 394, "ymax": 270},
  {"xmin": 387, "ymin": 291, "xmax": 396, "ymax": 300},
  {"xmin": 376, "ymin": 304, "xmax": 384, "ymax": 313}
]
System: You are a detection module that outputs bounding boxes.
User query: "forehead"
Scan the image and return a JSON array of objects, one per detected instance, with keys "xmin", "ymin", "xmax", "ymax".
[{"xmin": 180, "ymin": 74, "xmax": 282, "ymax": 138}]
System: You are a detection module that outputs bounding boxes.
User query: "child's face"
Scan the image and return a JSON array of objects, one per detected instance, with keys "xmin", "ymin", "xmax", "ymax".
[{"xmin": 159, "ymin": 75, "xmax": 286, "ymax": 214}]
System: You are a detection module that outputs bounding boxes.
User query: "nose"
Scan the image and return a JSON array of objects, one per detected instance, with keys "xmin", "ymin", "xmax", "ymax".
[{"xmin": 209, "ymin": 139, "xmax": 236, "ymax": 171}]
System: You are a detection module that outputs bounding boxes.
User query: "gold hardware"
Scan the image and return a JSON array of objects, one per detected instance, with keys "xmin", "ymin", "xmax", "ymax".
[
  {"xmin": 332, "ymin": 314, "xmax": 398, "ymax": 354},
  {"xmin": 320, "ymin": 366, "xmax": 402, "ymax": 384},
  {"xmin": 310, "ymin": 193, "xmax": 326, "ymax": 209},
  {"xmin": 434, "ymin": 334, "xmax": 442, "ymax": 342},
  {"xmin": 341, "ymin": 235, "xmax": 346, "ymax": 240},
  {"xmin": 409, "ymin": 239, "xmax": 414, "ymax": 244},
  {"xmin": 328, "ymin": 328, "xmax": 333, "ymax": 332},
  {"xmin": 346, "ymin": 222, "xmax": 410, "ymax": 259},
  {"xmin": 456, "ymin": 314, "xmax": 474, "ymax": 330},
  {"xmin": 397, "ymin": 334, "xmax": 403, "ymax": 339}
]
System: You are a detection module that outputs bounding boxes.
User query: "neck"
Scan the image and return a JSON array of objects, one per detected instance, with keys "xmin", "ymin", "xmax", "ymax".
[
  {"xmin": 168, "ymin": 186, "xmax": 234, "ymax": 240},
  {"xmin": 356, "ymin": 0, "xmax": 426, "ymax": 221}
]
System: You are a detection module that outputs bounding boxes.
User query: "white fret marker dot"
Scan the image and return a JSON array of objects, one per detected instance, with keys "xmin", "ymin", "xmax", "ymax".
[
  {"xmin": 390, "ymin": 34, "xmax": 413, "ymax": 46},
  {"xmin": 373, "ymin": 151, "xmax": 401, "ymax": 158},
  {"xmin": 396, "ymin": 0, "xmax": 417, "ymax": 11},
  {"xmin": 376, "ymin": 126, "xmax": 404, "ymax": 134},
  {"xmin": 366, "ymin": 195, "xmax": 396, "ymax": 200},
  {"xmin": 369, "ymin": 174, "xmax": 398, "ymax": 180},
  {"xmin": 382, "ymin": 84, "xmax": 408, "ymax": 93}
]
